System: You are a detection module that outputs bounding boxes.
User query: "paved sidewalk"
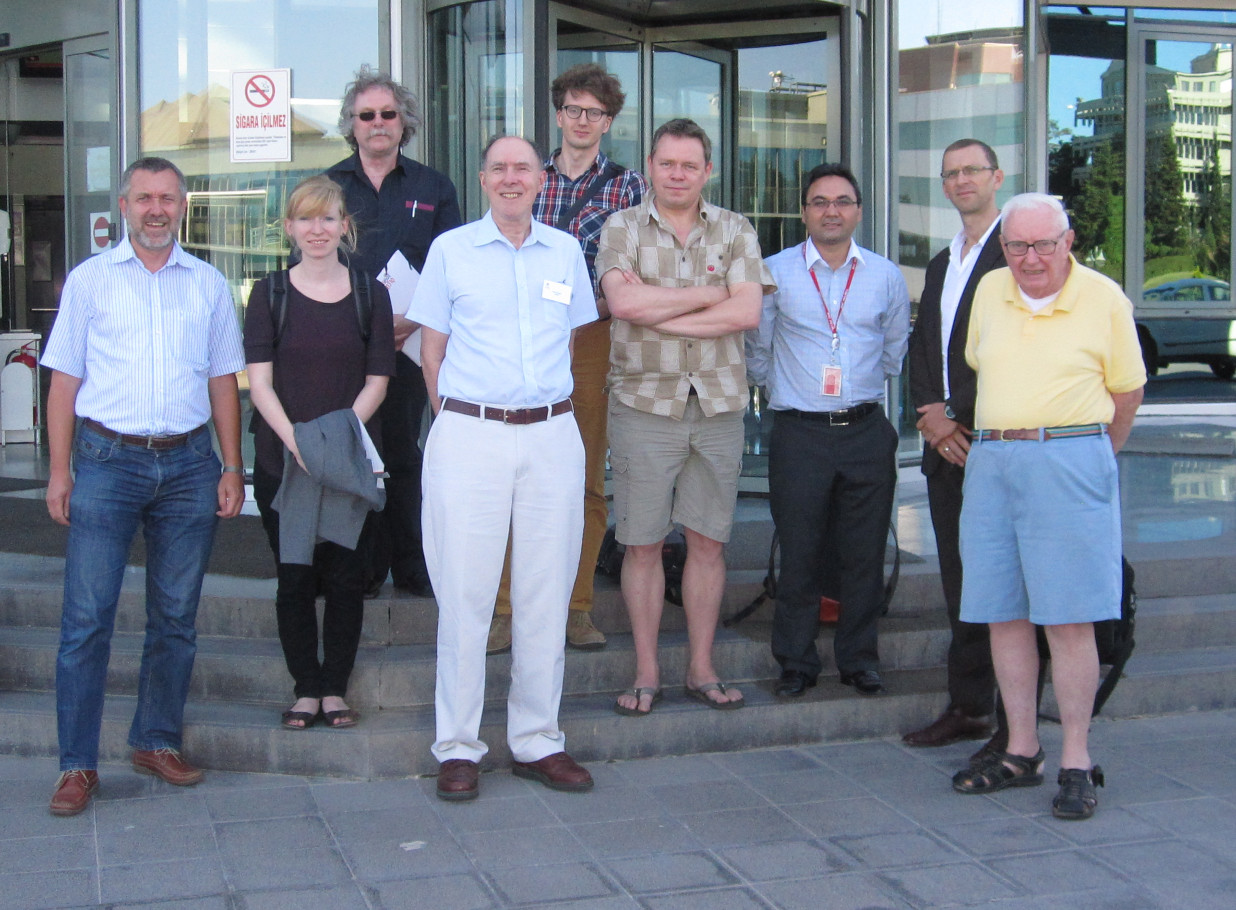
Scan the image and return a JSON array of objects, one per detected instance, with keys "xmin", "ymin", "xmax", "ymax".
[{"xmin": 3, "ymin": 710, "xmax": 1235, "ymax": 909}]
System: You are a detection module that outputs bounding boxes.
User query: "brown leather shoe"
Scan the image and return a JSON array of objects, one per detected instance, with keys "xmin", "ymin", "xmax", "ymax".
[
  {"xmin": 132, "ymin": 748, "xmax": 204, "ymax": 786},
  {"xmin": 566, "ymin": 610, "xmax": 607, "ymax": 650},
  {"xmin": 486, "ymin": 614, "xmax": 512, "ymax": 655},
  {"xmin": 902, "ymin": 708, "xmax": 993, "ymax": 747},
  {"xmin": 512, "ymin": 751, "xmax": 594, "ymax": 792},
  {"xmin": 50, "ymin": 770, "xmax": 99, "ymax": 816},
  {"xmin": 436, "ymin": 759, "xmax": 479, "ymax": 801}
]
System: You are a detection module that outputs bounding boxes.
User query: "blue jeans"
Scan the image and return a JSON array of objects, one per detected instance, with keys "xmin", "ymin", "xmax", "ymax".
[{"xmin": 56, "ymin": 422, "xmax": 221, "ymax": 771}]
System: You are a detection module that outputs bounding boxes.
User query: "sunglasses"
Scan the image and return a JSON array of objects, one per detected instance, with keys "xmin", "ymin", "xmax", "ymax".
[{"xmin": 356, "ymin": 110, "xmax": 399, "ymax": 122}]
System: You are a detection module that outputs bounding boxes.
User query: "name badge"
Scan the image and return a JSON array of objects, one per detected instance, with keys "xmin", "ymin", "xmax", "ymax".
[
  {"xmin": 542, "ymin": 280, "xmax": 572, "ymax": 305},
  {"xmin": 821, "ymin": 364, "xmax": 842, "ymax": 397}
]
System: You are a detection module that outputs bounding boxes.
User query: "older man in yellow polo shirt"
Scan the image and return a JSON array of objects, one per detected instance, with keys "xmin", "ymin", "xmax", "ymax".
[{"xmin": 949, "ymin": 193, "xmax": 1145, "ymax": 821}]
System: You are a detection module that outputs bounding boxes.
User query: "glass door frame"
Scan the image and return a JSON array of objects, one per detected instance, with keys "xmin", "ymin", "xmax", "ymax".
[
  {"xmin": 1125, "ymin": 19, "xmax": 1236, "ymax": 301},
  {"xmin": 63, "ymin": 34, "xmax": 119, "ymax": 273}
]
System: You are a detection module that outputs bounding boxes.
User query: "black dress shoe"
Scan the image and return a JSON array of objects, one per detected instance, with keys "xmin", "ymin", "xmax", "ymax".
[
  {"xmin": 839, "ymin": 669, "xmax": 884, "ymax": 695},
  {"xmin": 773, "ymin": 670, "xmax": 817, "ymax": 698}
]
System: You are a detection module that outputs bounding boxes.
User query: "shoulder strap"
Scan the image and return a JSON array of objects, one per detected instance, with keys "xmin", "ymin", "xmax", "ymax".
[
  {"xmin": 350, "ymin": 268, "xmax": 372, "ymax": 343},
  {"xmin": 555, "ymin": 161, "xmax": 627, "ymax": 232},
  {"xmin": 270, "ymin": 270, "xmax": 289, "ymax": 347}
]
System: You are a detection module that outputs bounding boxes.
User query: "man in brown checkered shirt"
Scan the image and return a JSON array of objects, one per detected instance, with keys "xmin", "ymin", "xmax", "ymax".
[{"xmin": 596, "ymin": 118, "xmax": 776, "ymax": 716}]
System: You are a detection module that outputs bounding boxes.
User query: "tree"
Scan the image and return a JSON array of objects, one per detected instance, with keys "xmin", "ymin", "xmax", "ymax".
[
  {"xmin": 1193, "ymin": 138, "xmax": 1231, "ymax": 281},
  {"xmin": 1071, "ymin": 137, "xmax": 1125, "ymax": 282},
  {"xmin": 1143, "ymin": 134, "xmax": 1188, "ymax": 260}
]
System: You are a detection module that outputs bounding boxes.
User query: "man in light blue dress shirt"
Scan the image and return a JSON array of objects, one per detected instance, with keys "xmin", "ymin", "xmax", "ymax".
[
  {"xmin": 410, "ymin": 136, "xmax": 599, "ymax": 802},
  {"xmin": 747, "ymin": 163, "xmax": 910, "ymax": 698},
  {"xmin": 42, "ymin": 157, "xmax": 246, "ymax": 816}
]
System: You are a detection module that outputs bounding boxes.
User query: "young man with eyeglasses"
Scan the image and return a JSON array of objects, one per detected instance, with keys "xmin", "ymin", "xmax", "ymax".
[
  {"xmin": 326, "ymin": 66, "xmax": 461, "ymax": 600},
  {"xmin": 486, "ymin": 63, "xmax": 646, "ymax": 655},
  {"xmin": 950, "ymin": 194, "xmax": 1143, "ymax": 820},
  {"xmin": 747, "ymin": 163, "xmax": 910, "ymax": 698},
  {"xmin": 903, "ymin": 139, "xmax": 1007, "ymax": 751}
]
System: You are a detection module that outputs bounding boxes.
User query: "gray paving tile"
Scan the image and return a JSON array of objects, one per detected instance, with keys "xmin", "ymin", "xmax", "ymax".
[
  {"xmin": 1091, "ymin": 763, "xmax": 1208, "ymax": 805},
  {"xmin": 310, "ymin": 777, "xmax": 430, "ymax": 814},
  {"xmin": 98, "ymin": 822, "xmax": 218, "ymax": 865},
  {"xmin": 215, "ymin": 815, "xmax": 336, "ymax": 856},
  {"xmin": 528, "ymin": 899, "xmax": 639, "ymax": 910},
  {"xmin": 930, "ymin": 816, "xmax": 1071, "ymax": 857},
  {"xmin": 324, "ymin": 805, "xmax": 449, "ymax": 845},
  {"xmin": 204, "ymin": 782, "xmax": 318, "ymax": 821},
  {"xmin": 338, "ymin": 830, "xmax": 473, "ymax": 881},
  {"xmin": 718, "ymin": 838, "xmax": 857, "ymax": 881},
  {"xmin": 781, "ymin": 796, "xmax": 917, "ymax": 839},
  {"xmin": 1041, "ymin": 806, "xmax": 1170, "ymax": 846},
  {"xmin": 743, "ymin": 768, "xmax": 868, "ymax": 805},
  {"xmin": 194, "ymin": 769, "xmax": 313, "ymax": 792},
  {"xmin": 0, "ymin": 869, "xmax": 97, "ymax": 910},
  {"xmin": 93, "ymin": 792, "xmax": 213, "ymax": 830},
  {"xmin": 458, "ymin": 825, "xmax": 590, "ymax": 870},
  {"xmin": 0, "ymin": 777, "xmax": 56, "ymax": 809},
  {"xmin": 758, "ymin": 871, "xmax": 912, "ymax": 910},
  {"xmin": 640, "ymin": 886, "xmax": 770, "ymax": 910},
  {"xmin": 220, "ymin": 845, "xmax": 352, "ymax": 891},
  {"xmin": 646, "ymin": 779, "xmax": 769, "ymax": 815},
  {"xmin": 436, "ymin": 793, "xmax": 561, "ymax": 834},
  {"xmin": 368, "ymin": 872, "xmax": 498, "ymax": 909},
  {"xmin": 1150, "ymin": 873, "xmax": 1236, "ymax": 910},
  {"xmin": 711, "ymin": 748, "xmax": 825, "ymax": 778},
  {"xmin": 1, "ymin": 832, "xmax": 95, "ymax": 873},
  {"xmin": 614, "ymin": 754, "xmax": 731, "ymax": 787},
  {"xmin": 680, "ymin": 807, "xmax": 808, "ymax": 850},
  {"xmin": 987, "ymin": 849, "xmax": 1132, "ymax": 895},
  {"xmin": 1126, "ymin": 795, "xmax": 1236, "ymax": 841},
  {"xmin": 605, "ymin": 851, "xmax": 737, "ymax": 894},
  {"xmin": 889, "ymin": 790, "xmax": 1024, "ymax": 827},
  {"xmin": 878, "ymin": 861, "xmax": 1018, "ymax": 907},
  {"xmin": 0, "ymin": 754, "xmax": 60, "ymax": 781},
  {"xmin": 536, "ymin": 782, "xmax": 664, "ymax": 824},
  {"xmin": 98, "ymin": 856, "xmax": 228, "ymax": 905},
  {"xmin": 0, "ymin": 802, "xmax": 97, "ymax": 839},
  {"xmin": 486, "ymin": 860, "xmax": 616, "ymax": 905},
  {"xmin": 833, "ymin": 830, "xmax": 963, "ymax": 869},
  {"xmin": 109, "ymin": 897, "xmax": 232, "ymax": 910},
  {"xmin": 234, "ymin": 885, "xmax": 371, "ymax": 910},
  {"xmin": 573, "ymin": 816, "xmax": 701, "ymax": 859},
  {"xmin": 1093, "ymin": 838, "xmax": 1236, "ymax": 886}
]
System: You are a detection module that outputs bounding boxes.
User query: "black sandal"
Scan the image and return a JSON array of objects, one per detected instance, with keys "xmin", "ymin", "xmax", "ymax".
[
  {"xmin": 1052, "ymin": 766, "xmax": 1104, "ymax": 820},
  {"xmin": 952, "ymin": 748, "xmax": 1045, "ymax": 794}
]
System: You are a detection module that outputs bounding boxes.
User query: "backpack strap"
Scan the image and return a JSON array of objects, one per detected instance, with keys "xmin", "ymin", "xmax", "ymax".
[
  {"xmin": 350, "ymin": 268, "xmax": 373, "ymax": 343},
  {"xmin": 269, "ymin": 270, "xmax": 290, "ymax": 347},
  {"xmin": 555, "ymin": 161, "xmax": 626, "ymax": 232}
]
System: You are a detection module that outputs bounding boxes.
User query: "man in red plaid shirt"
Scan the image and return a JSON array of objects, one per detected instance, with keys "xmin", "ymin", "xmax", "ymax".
[{"xmin": 487, "ymin": 63, "xmax": 646, "ymax": 654}]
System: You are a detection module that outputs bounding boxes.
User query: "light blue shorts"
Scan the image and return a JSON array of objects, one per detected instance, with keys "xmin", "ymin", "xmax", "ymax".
[{"xmin": 959, "ymin": 433, "xmax": 1122, "ymax": 626}]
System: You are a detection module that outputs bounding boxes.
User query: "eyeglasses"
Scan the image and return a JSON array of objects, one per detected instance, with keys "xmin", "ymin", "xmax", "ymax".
[
  {"xmin": 560, "ymin": 104, "xmax": 608, "ymax": 122},
  {"xmin": 941, "ymin": 165, "xmax": 997, "ymax": 181},
  {"xmin": 805, "ymin": 197, "xmax": 858, "ymax": 211},
  {"xmin": 1002, "ymin": 232, "xmax": 1066, "ymax": 256},
  {"xmin": 356, "ymin": 110, "xmax": 399, "ymax": 122}
]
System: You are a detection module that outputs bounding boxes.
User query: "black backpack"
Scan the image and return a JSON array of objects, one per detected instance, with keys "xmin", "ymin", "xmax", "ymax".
[{"xmin": 268, "ymin": 268, "xmax": 374, "ymax": 347}]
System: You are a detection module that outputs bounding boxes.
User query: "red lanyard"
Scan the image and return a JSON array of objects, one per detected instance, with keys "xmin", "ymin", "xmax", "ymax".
[{"xmin": 804, "ymin": 243, "xmax": 857, "ymax": 350}]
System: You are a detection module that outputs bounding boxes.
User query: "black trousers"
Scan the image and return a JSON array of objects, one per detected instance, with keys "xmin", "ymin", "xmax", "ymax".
[
  {"xmin": 253, "ymin": 469, "xmax": 368, "ymax": 700},
  {"xmin": 769, "ymin": 409, "xmax": 898, "ymax": 678},
  {"xmin": 368, "ymin": 355, "xmax": 430, "ymax": 589},
  {"xmin": 926, "ymin": 461, "xmax": 996, "ymax": 716}
]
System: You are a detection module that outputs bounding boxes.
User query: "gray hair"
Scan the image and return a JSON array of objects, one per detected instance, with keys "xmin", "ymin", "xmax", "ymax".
[
  {"xmin": 1001, "ymin": 193, "xmax": 1070, "ymax": 235},
  {"xmin": 338, "ymin": 65, "xmax": 422, "ymax": 150},
  {"xmin": 480, "ymin": 134, "xmax": 544, "ymax": 170},
  {"xmin": 119, "ymin": 157, "xmax": 187, "ymax": 198}
]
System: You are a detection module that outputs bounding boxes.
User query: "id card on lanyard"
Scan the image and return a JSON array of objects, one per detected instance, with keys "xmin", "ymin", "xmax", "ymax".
[{"xmin": 805, "ymin": 243, "xmax": 857, "ymax": 398}]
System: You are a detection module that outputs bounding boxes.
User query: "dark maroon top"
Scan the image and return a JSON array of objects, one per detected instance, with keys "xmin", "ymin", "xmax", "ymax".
[{"xmin": 244, "ymin": 272, "xmax": 396, "ymax": 478}]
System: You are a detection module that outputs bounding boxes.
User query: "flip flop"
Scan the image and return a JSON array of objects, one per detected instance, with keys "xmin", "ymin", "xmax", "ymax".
[
  {"xmin": 322, "ymin": 708, "xmax": 359, "ymax": 729},
  {"xmin": 684, "ymin": 681, "xmax": 744, "ymax": 710},
  {"xmin": 280, "ymin": 709, "xmax": 318, "ymax": 731},
  {"xmin": 614, "ymin": 686, "xmax": 663, "ymax": 717}
]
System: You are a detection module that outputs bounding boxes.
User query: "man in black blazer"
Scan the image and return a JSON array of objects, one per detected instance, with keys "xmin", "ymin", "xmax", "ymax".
[{"xmin": 903, "ymin": 139, "xmax": 1006, "ymax": 749}]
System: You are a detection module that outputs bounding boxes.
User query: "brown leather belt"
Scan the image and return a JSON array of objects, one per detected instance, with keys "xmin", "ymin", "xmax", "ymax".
[
  {"xmin": 976, "ymin": 424, "xmax": 1105, "ymax": 442},
  {"xmin": 779, "ymin": 401, "xmax": 879, "ymax": 426},
  {"xmin": 441, "ymin": 398, "xmax": 573, "ymax": 425},
  {"xmin": 82, "ymin": 418, "xmax": 204, "ymax": 450}
]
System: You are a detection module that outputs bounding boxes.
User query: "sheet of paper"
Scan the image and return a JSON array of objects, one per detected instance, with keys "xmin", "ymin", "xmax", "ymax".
[{"xmin": 377, "ymin": 250, "xmax": 423, "ymax": 364}]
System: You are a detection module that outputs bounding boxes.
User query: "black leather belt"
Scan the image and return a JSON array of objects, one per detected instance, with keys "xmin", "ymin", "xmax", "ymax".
[
  {"xmin": 778, "ymin": 401, "xmax": 879, "ymax": 426},
  {"xmin": 441, "ymin": 398, "xmax": 573, "ymax": 425},
  {"xmin": 82, "ymin": 418, "xmax": 204, "ymax": 450}
]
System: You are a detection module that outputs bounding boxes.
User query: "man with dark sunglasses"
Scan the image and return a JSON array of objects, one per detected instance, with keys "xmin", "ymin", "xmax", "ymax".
[{"xmin": 326, "ymin": 66, "xmax": 462, "ymax": 600}]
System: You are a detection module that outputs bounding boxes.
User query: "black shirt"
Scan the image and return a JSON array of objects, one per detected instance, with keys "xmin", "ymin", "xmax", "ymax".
[{"xmin": 325, "ymin": 152, "xmax": 462, "ymax": 276}]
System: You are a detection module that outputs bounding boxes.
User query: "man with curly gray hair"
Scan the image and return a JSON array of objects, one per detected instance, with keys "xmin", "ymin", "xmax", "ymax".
[{"xmin": 327, "ymin": 66, "xmax": 461, "ymax": 600}]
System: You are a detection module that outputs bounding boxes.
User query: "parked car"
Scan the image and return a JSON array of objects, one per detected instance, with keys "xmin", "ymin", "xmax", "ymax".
[{"xmin": 1136, "ymin": 278, "xmax": 1236, "ymax": 380}]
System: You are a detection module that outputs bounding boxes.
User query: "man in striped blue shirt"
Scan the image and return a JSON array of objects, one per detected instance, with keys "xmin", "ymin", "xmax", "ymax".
[{"xmin": 41, "ymin": 157, "xmax": 246, "ymax": 817}]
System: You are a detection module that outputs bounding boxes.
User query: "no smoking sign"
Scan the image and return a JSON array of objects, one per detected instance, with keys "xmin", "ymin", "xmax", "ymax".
[{"xmin": 230, "ymin": 68, "xmax": 291, "ymax": 163}]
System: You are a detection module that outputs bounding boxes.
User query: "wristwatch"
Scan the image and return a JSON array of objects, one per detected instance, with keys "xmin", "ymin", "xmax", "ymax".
[{"xmin": 944, "ymin": 404, "xmax": 957, "ymax": 420}]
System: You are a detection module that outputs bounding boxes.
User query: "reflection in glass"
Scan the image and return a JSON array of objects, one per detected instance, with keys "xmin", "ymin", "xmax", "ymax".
[
  {"xmin": 653, "ymin": 45, "xmax": 724, "ymax": 202},
  {"xmin": 555, "ymin": 23, "xmax": 641, "ymax": 172}
]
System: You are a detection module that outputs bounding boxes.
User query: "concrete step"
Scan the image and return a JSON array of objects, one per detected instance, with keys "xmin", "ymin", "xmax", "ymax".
[{"xmin": 0, "ymin": 617, "xmax": 955, "ymax": 710}]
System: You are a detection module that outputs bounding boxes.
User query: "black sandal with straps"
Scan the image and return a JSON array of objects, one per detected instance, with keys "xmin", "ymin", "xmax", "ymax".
[
  {"xmin": 1052, "ymin": 766, "xmax": 1104, "ymax": 819},
  {"xmin": 952, "ymin": 748, "xmax": 1045, "ymax": 794}
]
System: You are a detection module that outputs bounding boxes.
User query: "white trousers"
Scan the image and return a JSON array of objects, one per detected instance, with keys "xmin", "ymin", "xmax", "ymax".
[{"xmin": 423, "ymin": 407, "xmax": 585, "ymax": 764}]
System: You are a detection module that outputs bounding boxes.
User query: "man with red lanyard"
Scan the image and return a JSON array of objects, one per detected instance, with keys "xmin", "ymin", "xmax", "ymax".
[{"xmin": 747, "ymin": 163, "xmax": 910, "ymax": 697}]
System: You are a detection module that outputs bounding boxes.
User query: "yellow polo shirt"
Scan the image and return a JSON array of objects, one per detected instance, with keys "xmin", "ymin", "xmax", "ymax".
[{"xmin": 965, "ymin": 257, "xmax": 1146, "ymax": 429}]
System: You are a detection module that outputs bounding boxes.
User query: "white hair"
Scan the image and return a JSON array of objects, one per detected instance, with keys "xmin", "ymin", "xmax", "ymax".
[{"xmin": 1001, "ymin": 193, "xmax": 1070, "ymax": 235}]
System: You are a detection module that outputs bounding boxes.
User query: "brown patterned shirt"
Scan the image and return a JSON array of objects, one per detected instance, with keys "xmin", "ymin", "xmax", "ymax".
[{"xmin": 596, "ymin": 194, "xmax": 776, "ymax": 418}]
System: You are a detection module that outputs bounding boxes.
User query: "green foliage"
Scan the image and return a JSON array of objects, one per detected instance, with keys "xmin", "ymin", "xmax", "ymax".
[{"xmin": 1193, "ymin": 140, "xmax": 1231, "ymax": 281}]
